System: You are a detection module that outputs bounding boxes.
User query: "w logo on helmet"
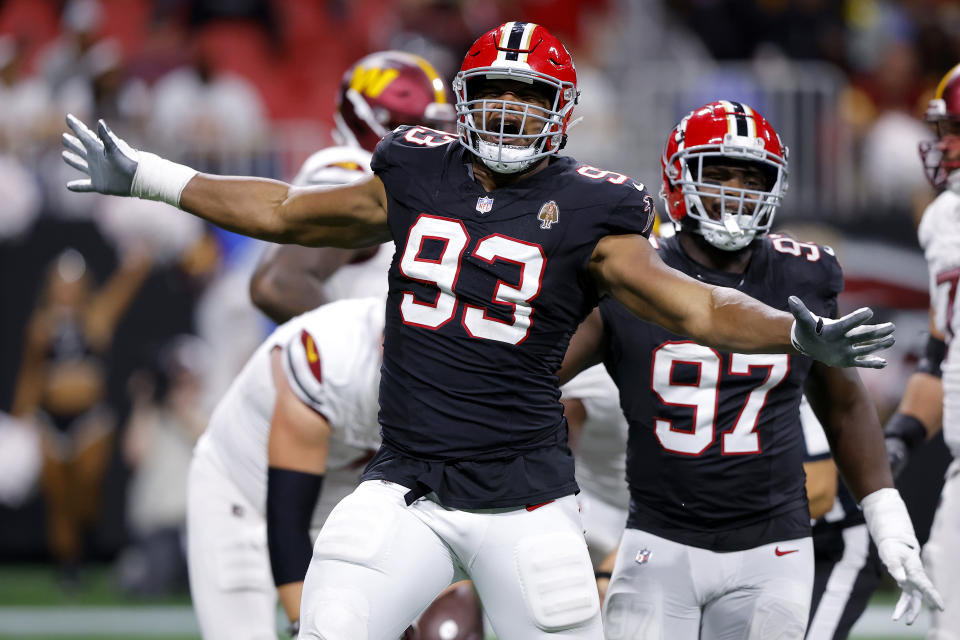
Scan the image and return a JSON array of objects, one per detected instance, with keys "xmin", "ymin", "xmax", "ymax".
[
  {"xmin": 537, "ymin": 201, "xmax": 559, "ymax": 229},
  {"xmin": 349, "ymin": 66, "xmax": 399, "ymax": 99}
]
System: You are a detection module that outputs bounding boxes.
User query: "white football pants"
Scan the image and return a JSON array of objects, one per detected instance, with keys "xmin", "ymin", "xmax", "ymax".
[
  {"xmin": 578, "ymin": 487, "xmax": 628, "ymax": 567},
  {"xmin": 924, "ymin": 458, "xmax": 960, "ymax": 640},
  {"xmin": 186, "ymin": 439, "xmax": 355, "ymax": 640},
  {"xmin": 603, "ymin": 528, "xmax": 813, "ymax": 640},
  {"xmin": 297, "ymin": 480, "xmax": 602, "ymax": 640}
]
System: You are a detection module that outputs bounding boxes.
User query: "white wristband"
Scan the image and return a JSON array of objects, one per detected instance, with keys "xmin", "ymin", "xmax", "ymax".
[
  {"xmin": 131, "ymin": 151, "xmax": 198, "ymax": 207},
  {"xmin": 860, "ymin": 487, "xmax": 918, "ymax": 544}
]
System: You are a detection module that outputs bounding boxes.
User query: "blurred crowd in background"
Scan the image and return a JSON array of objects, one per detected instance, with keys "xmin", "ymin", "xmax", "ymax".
[{"xmin": 0, "ymin": 0, "xmax": 957, "ymax": 599}]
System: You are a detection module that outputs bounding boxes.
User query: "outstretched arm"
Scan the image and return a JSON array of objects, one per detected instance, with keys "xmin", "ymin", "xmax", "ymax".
[
  {"xmin": 61, "ymin": 115, "xmax": 391, "ymax": 248},
  {"xmin": 589, "ymin": 234, "xmax": 894, "ymax": 368},
  {"xmin": 805, "ymin": 361, "xmax": 943, "ymax": 623},
  {"xmin": 805, "ymin": 363, "xmax": 891, "ymax": 500}
]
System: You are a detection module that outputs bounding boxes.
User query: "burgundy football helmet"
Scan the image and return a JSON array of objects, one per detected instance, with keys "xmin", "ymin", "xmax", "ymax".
[
  {"xmin": 335, "ymin": 51, "xmax": 455, "ymax": 153},
  {"xmin": 919, "ymin": 62, "xmax": 960, "ymax": 190},
  {"xmin": 660, "ymin": 100, "xmax": 789, "ymax": 251},
  {"xmin": 453, "ymin": 21, "xmax": 578, "ymax": 173}
]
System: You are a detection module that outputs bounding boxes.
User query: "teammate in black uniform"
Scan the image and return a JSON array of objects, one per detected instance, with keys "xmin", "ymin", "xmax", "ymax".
[
  {"xmin": 559, "ymin": 101, "xmax": 940, "ymax": 639},
  {"xmin": 61, "ymin": 23, "xmax": 895, "ymax": 639}
]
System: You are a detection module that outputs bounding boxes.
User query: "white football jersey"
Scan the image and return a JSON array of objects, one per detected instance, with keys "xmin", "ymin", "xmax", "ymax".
[
  {"xmin": 200, "ymin": 297, "xmax": 384, "ymax": 525},
  {"xmin": 561, "ymin": 364, "xmax": 630, "ymax": 510},
  {"xmin": 919, "ymin": 189, "xmax": 960, "ymax": 456},
  {"xmin": 290, "ymin": 145, "xmax": 394, "ymax": 303}
]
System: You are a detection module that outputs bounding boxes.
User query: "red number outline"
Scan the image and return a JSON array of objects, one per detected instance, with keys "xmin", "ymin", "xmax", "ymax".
[
  {"xmin": 398, "ymin": 214, "xmax": 467, "ymax": 330},
  {"xmin": 462, "ymin": 234, "xmax": 546, "ymax": 346},
  {"xmin": 650, "ymin": 341, "xmax": 721, "ymax": 457}
]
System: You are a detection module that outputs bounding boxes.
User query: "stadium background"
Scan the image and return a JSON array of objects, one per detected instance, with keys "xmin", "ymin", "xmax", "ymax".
[{"xmin": 0, "ymin": 0, "xmax": 954, "ymax": 638}]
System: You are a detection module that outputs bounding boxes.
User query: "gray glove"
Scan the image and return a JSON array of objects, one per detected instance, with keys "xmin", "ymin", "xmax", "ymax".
[
  {"xmin": 61, "ymin": 114, "xmax": 138, "ymax": 195},
  {"xmin": 788, "ymin": 296, "xmax": 894, "ymax": 369}
]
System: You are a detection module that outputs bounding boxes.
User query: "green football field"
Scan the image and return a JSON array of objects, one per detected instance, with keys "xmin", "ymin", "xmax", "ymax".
[{"xmin": 0, "ymin": 565, "xmax": 930, "ymax": 639}]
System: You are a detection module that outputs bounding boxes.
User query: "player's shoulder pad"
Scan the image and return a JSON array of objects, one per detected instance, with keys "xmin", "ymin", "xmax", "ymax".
[
  {"xmin": 765, "ymin": 232, "xmax": 844, "ymax": 300},
  {"xmin": 282, "ymin": 322, "xmax": 327, "ymax": 414},
  {"xmin": 918, "ymin": 189, "xmax": 960, "ymax": 251},
  {"xmin": 375, "ymin": 124, "xmax": 457, "ymax": 154},
  {"xmin": 292, "ymin": 145, "xmax": 372, "ymax": 187},
  {"xmin": 569, "ymin": 162, "xmax": 657, "ymax": 235}
]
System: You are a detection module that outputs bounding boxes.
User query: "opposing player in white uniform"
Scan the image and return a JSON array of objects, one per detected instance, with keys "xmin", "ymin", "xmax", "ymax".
[
  {"xmin": 885, "ymin": 62, "xmax": 960, "ymax": 640},
  {"xmin": 249, "ymin": 51, "xmax": 455, "ymax": 322},
  {"xmin": 560, "ymin": 365, "xmax": 630, "ymax": 580},
  {"xmin": 186, "ymin": 297, "xmax": 384, "ymax": 639}
]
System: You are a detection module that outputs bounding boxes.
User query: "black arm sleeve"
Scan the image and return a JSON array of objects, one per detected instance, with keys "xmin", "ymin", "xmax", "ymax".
[
  {"xmin": 917, "ymin": 334, "xmax": 947, "ymax": 378},
  {"xmin": 266, "ymin": 467, "xmax": 324, "ymax": 586}
]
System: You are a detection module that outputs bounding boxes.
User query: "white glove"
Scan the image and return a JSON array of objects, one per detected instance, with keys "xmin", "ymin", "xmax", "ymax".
[
  {"xmin": 788, "ymin": 296, "xmax": 894, "ymax": 369},
  {"xmin": 861, "ymin": 488, "xmax": 944, "ymax": 624},
  {"xmin": 61, "ymin": 114, "xmax": 196, "ymax": 206}
]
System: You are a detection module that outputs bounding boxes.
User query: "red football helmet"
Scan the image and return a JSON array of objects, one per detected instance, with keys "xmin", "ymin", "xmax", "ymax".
[
  {"xmin": 453, "ymin": 21, "xmax": 578, "ymax": 173},
  {"xmin": 335, "ymin": 51, "xmax": 456, "ymax": 153},
  {"xmin": 660, "ymin": 100, "xmax": 789, "ymax": 251},
  {"xmin": 919, "ymin": 62, "xmax": 960, "ymax": 190}
]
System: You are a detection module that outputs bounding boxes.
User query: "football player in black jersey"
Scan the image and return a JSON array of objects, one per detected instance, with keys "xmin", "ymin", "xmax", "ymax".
[
  {"xmin": 558, "ymin": 100, "xmax": 941, "ymax": 639},
  {"xmin": 61, "ymin": 22, "xmax": 895, "ymax": 639}
]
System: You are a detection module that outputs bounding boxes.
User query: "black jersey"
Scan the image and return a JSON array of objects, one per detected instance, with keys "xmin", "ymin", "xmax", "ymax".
[
  {"xmin": 600, "ymin": 233, "xmax": 843, "ymax": 551},
  {"xmin": 362, "ymin": 126, "xmax": 654, "ymax": 509}
]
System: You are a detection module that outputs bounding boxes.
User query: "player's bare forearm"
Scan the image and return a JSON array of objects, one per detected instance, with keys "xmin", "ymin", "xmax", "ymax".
[
  {"xmin": 806, "ymin": 361, "xmax": 892, "ymax": 500},
  {"xmin": 250, "ymin": 245, "xmax": 358, "ymax": 323},
  {"xmin": 890, "ymin": 316, "xmax": 945, "ymax": 436},
  {"xmin": 592, "ymin": 234, "xmax": 795, "ymax": 354},
  {"xmin": 180, "ymin": 173, "xmax": 391, "ymax": 248},
  {"xmin": 803, "ymin": 457, "xmax": 838, "ymax": 520},
  {"xmin": 895, "ymin": 373, "xmax": 944, "ymax": 437},
  {"xmin": 277, "ymin": 582, "xmax": 303, "ymax": 627}
]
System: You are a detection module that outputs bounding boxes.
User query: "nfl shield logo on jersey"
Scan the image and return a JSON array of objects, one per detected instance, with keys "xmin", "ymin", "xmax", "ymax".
[
  {"xmin": 635, "ymin": 548, "xmax": 652, "ymax": 565},
  {"xmin": 537, "ymin": 201, "xmax": 559, "ymax": 229},
  {"xmin": 475, "ymin": 196, "xmax": 494, "ymax": 215}
]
